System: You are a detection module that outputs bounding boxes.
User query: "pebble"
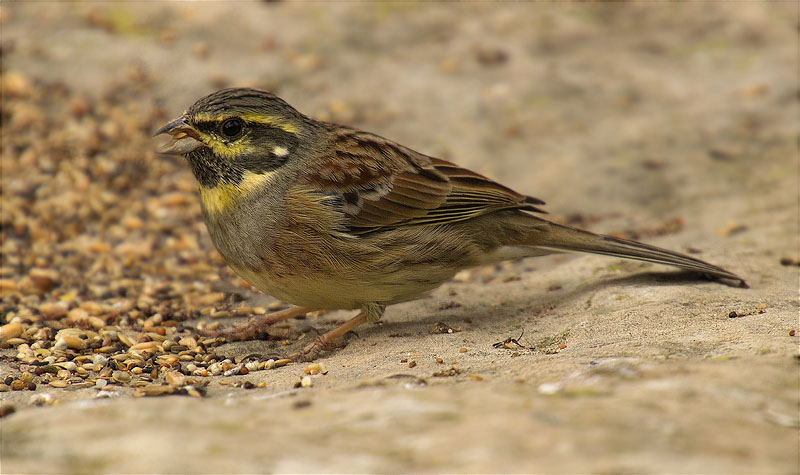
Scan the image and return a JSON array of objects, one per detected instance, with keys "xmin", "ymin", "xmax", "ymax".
[
  {"xmin": 95, "ymin": 379, "xmax": 108, "ymax": 388},
  {"xmin": 0, "ymin": 405, "xmax": 16, "ymax": 417},
  {"xmin": 538, "ymin": 382, "xmax": 562, "ymax": 395},
  {"xmin": 30, "ymin": 393, "xmax": 54, "ymax": 406}
]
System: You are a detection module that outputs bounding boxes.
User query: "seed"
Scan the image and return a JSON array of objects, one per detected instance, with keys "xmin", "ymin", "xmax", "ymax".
[
  {"xmin": 1, "ymin": 322, "xmax": 23, "ymax": 343},
  {"xmin": 49, "ymin": 380, "xmax": 68, "ymax": 388},
  {"xmin": 156, "ymin": 354, "xmax": 178, "ymax": 366},
  {"xmin": 61, "ymin": 335, "xmax": 86, "ymax": 350},
  {"xmin": 140, "ymin": 384, "xmax": 175, "ymax": 397},
  {"xmin": 66, "ymin": 308, "xmax": 89, "ymax": 324},
  {"xmin": 118, "ymin": 333, "xmax": 134, "ymax": 347},
  {"xmin": 304, "ymin": 363, "xmax": 327, "ymax": 375},
  {"xmin": 164, "ymin": 371, "xmax": 185, "ymax": 386},
  {"xmin": 129, "ymin": 341, "xmax": 161, "ymax": 352},
  {"xmin": 112, "ymin": 371, "xmax": 132, "ymax": 384},
  {"xmin": 223, "ymin": 364, "xmax": 244, "ymax": 377},
  {"xmin": 39, "ymin": 303, "xmax": 67, "ymax": 320},
  {"xmin": 300, "ymin": 376, "xmax": 313, "ymax": 388},
  {"xmin": 56, "ymin": 361, "xmax": 77, "ymax": 371},
  {"xmin": 6, "ymin": 338, "xmax": 26, "ymax": 347},
  {"xmin": 184, "ymin": 386, "xmax": 204, "ymax": 398},
  {"xmin": 274, "ymin": 359, "xmax": 291, "ymax": 368}
]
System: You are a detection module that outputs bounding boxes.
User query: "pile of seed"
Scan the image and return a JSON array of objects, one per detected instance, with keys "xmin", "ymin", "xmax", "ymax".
[{"xmin": 0, "ymin": 306, "xmax": 303, "ymax": 397}]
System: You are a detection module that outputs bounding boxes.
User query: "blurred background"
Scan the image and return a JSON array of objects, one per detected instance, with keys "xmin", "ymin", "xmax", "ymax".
[{"xmin": 1, "ymin": 2, "xmax": 797, "ymax": 473}]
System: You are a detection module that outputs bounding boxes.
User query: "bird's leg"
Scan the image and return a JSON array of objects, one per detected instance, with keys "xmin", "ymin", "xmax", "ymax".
[
  {"xmin": 288, "ymin": 303, "xmax": 385, "ymax": 362},
  {"xmin": 206, "ymin": 306, "xmax": 316, "ymax": 341}
]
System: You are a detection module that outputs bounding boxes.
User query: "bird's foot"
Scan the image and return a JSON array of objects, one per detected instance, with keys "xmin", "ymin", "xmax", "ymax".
[
  {"xmin": 202, "ymin": 306, "xmax": 315, "ymax": 341},
  {"xmin": 286, "ymin": 310, "xmax": 369, "ymax": 362}
]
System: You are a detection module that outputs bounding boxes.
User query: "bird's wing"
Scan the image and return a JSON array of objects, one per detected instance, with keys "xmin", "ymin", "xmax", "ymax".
[{"xmin": 300, "ymin": 128, "xmax": 545, "ymax": 234}]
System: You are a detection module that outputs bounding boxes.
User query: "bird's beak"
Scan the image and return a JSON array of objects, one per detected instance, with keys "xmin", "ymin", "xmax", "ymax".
[{"xmin": 154, "ymin": 116, "xmax": 203, "ymax": 155}]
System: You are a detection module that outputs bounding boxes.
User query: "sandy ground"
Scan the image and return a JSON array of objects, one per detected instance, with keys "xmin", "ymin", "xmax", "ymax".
[{"xmin": 1, "ymin": 3, "xmax": 798, "ymax": 474}]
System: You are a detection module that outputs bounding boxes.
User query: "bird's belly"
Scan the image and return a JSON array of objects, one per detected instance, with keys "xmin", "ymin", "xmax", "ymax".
[{"xmin": 230, "ymin": 264, "xmax": 448, "ymax": 310}]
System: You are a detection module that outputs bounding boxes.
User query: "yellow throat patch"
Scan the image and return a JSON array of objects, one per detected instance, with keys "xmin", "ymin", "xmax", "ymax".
[{"xmin": 200, "ymin": 170, "xmax": 275, "ymax": 215}]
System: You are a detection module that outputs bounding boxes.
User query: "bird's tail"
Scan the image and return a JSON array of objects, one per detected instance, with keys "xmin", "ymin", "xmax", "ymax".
[{"xmin": 532, "ymin": 222, "xmax": 747, "ymax": 287}]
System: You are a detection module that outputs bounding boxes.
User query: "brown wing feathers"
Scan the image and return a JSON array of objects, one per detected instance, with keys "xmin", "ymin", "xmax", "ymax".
[{"xmin": 305, "ymin": 129, "xmax": 545, "ymax": 233}]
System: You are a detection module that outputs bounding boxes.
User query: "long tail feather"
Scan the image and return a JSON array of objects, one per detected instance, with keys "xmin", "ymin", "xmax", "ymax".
[{"xmin": 534, "ymin": 222, "xmax": 747, "ymax": 287}]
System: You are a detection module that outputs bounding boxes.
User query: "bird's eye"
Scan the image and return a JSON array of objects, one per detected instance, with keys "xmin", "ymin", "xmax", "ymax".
[{"xmin": 220, "ymin": 118, "xmax": 244, "ymax": 139}]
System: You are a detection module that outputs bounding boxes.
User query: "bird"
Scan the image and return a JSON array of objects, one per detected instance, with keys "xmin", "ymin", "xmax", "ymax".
[{"xmin": 155, "ymin": 88, "xmax": 746, "ymax": 362}]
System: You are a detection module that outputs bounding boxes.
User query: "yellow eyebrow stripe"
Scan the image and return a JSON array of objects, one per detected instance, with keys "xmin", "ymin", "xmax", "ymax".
[
  {"xmin": 193, "ymin": 112, "xmax": 298, "ymax": 134},
  {"xmin": 200, "ymin": 170, "xmax": 276, "ymax": 215}
]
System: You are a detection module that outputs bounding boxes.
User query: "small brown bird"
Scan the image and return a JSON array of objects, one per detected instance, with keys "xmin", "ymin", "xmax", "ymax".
[{"xmin": 156, "ymin": 88, "xmax": 745, "ymax": 361}]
